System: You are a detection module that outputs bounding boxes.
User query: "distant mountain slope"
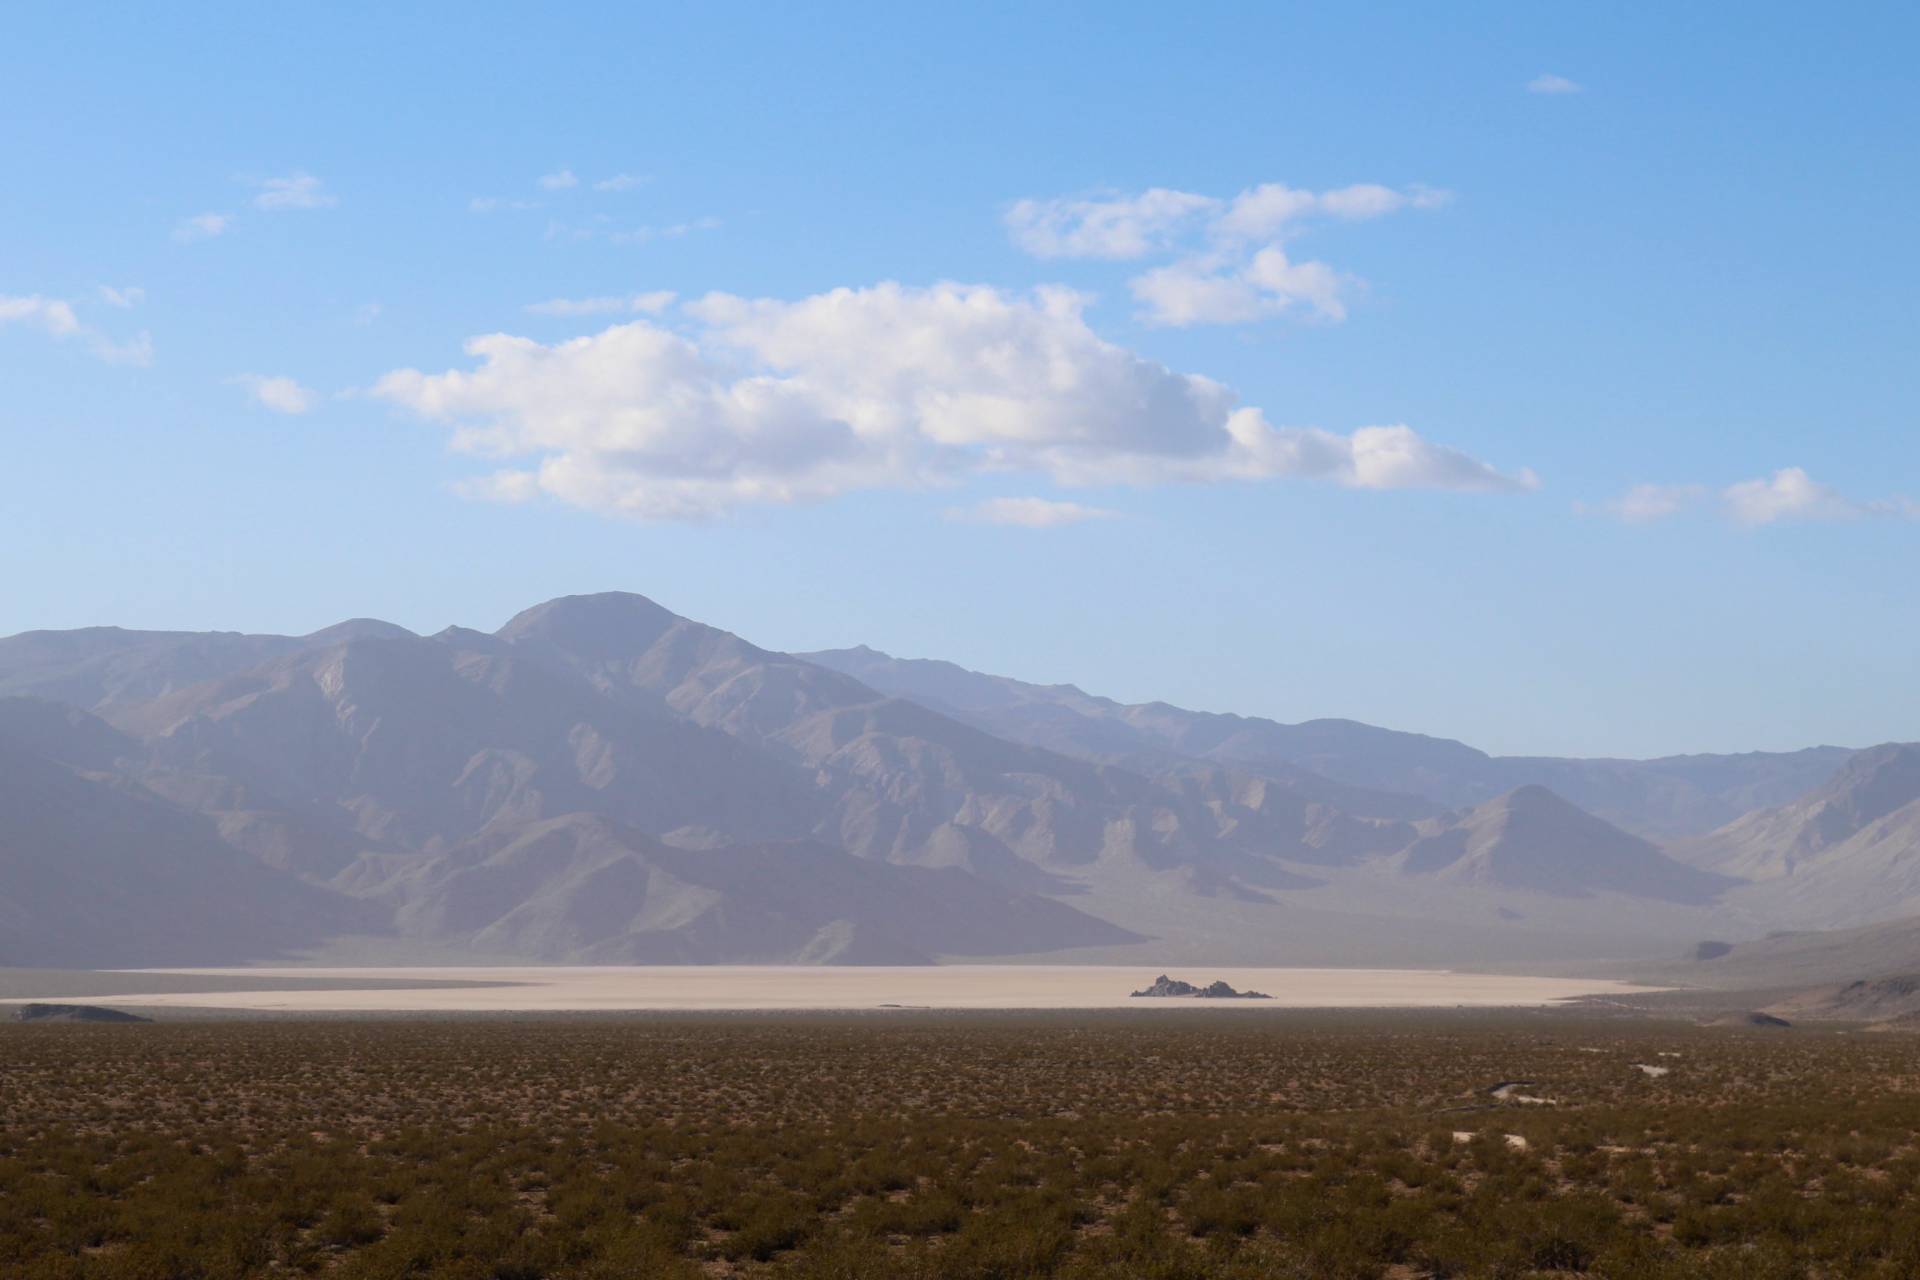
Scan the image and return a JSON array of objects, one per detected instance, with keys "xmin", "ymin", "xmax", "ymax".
[
  {"xmin": 1675, "ymin": 744, "xmax": 1920, "ymax": 928},
  {"xmin": 0, "ymin": 593, "xmax": 1872, "ymax": 968},
  {"xmin": 0, "ymin": 620, "xmax": 413, "ymax": 713},
  {"xmin": 0, "ymin": 701, "xmax": 370, "ymax": 967},
  {"xmin": 375, "ymin": 814, "xmax": 1142, "ymax": 963},
  {"xmin": 1393, "ymin": 786, "xmax": 1736, "ymax": 904},
  {"xmin": 803, "ymin": 646, "xmax": 1852, "ymax": 838}
]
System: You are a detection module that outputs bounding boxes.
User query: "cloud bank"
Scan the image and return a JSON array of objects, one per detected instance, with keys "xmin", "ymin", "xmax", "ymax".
[{"xmin": 375, "ymin": 282, "xmax": 1533, "ymax": 520}]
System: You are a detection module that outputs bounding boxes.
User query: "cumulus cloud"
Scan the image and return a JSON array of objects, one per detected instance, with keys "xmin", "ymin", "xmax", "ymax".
[
  {"xmin": 231, "ymin": 374, "xmax": 317, "ymax": 414},
  {"xmin": 174, "ymin": 212, "xmax": 232, "ymax": 242},
  {"xmin": 97, "ymin": 285, "xmax": 145, "ymax": 309},
  {"xmin": 1008, "ymin": 181, "xmax": 1449, "ymax": 328},
  {"xmin": 1, "ymin": 293, "xmax": 152, "ymax": 365},
  {"xmin": 538, "ymin": 169, "xmax": 579, "ymax": 190},
  {"xmin": 253, "ymin": 172, "xmax": 336, "ymax": 211},
  {"xmin": 1527, "ymin": 74, "xmax": 1583, "ymax": 94},
  {"xmin": 946, "ymin": 497, "xmax": 1116, "ymax": 527},
  {"xmin": 524, "ymin": 291, "xmax": 676, "ymax": 317},
  {"xmin": 374, "ymin": 281, "xmax": 1533, "ymax": 520}
]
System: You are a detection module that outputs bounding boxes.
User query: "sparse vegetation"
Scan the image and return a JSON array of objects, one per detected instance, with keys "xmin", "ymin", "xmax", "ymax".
[{"xmin": 3, "ymin": 1013, "xmax": 1919, "ymax": 1277}]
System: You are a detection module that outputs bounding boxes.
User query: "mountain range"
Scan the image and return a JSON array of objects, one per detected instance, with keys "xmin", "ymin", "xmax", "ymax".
[{"xmin": 2, "ymin": 591, "xmax": 1916, "ymax": 968}]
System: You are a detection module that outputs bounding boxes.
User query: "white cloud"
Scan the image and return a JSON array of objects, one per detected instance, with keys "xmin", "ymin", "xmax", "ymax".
[
  {"xmin": 354, "ymin": 302, "xmax": 383, "ymax": 325},
  {"xmin": 593, "ymin": 173, "xmax": 648, "ymax": 192},
  {"xmin": 1130, "ymin": 246, "xmax": 1348, "ymax": 326},
  {"xmin": 1009, "ymin": 181, "xmax": 1449, "ymax": 328},
  {"xmin": 97, "ymin": 285, "xmax": 145, "ymax": 309},
  {"xmin": 375, "ymin": 281, "xmax": 1533, "ymax": 520},
  {"xmin": 946, "ymin": 497, "xmax": 1116, "ymax": 527},
  {"xmin": 1006, "ymin": 189, "xmax": 1219, "ymax": 260},
  {"xmin": 1590, "ymin": 471, "xmax": 1918, "ymax": 526},
  {"xmin": 93, "ymin": 332, "xmax": 154, "ymax": 367},
  {"xmin": 253, "ymin": 172, "xmax": 336, "ymax": 211},
  {"xmin": 524, "ymin": 291, "xmax": 676, "ymax": 317},
  {"xmin": 1528, "ymin": 74, "xmax": 1583, "ymax": 95},
  {"xmin": 1, "ymin": 293, "xmax": 151, "ymax": 365},
  {"xmin": 470, "ymin": 196, "xmax": 539, "ymax": 213},
  {"xmin": 1592, "ymin": 482, "xmax": 1708, "ymax": 523},
  {"xmin": 1723, "ymin": 468, "xmax": 1864, "ymax": 525},
  {"xmin": 174, "ymin": 212, "xmax": 232, "ymax": 242},
  {"xmin": 231, "ymin": 374, "xmax": 317, "ymax": 414},
  {"xmin": 0, "ymin": 294, "xmax": 82, "ymax": 338},
  {"xmin": 538, "ymin": 169, "xmax": 579, "ymax": 190}
]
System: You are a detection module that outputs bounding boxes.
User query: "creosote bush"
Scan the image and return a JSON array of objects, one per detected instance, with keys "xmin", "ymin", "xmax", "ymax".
[{"xmin": 2, "ymin": 1012, "xmax": 1919, "ymax": 1277}]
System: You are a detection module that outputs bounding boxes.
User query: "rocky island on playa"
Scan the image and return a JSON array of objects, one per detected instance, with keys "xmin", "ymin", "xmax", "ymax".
[{"xmin": 1130, "ymin": 975, "xmax": 1274, "ymax": 999}]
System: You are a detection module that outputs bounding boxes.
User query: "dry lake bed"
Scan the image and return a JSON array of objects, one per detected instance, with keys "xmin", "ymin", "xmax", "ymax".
[{"xmin": 0, "ymin": 964, "xmax": 1658, "ymax": 1013}]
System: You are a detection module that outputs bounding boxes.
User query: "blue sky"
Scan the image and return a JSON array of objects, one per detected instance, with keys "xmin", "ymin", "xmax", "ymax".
[{"xmin": 4, "ymin": 2, "xmax": 1917, "ymax": 758}]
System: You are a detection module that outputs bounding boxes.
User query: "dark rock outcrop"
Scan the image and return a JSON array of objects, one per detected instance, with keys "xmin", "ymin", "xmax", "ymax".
[
  {"xmin": 13, "ymin": 1003, "xmax": 151, "ymax": 1023},
  {"xmin": 1130, "ymin": 974, "xmax": 1272, "ymax": 999}
]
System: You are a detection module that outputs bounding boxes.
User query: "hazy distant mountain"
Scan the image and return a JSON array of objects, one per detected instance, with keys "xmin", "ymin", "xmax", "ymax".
[
  {"xmin": 0, "ymin": 620, "xmax": 413, "ymax": 712},
  {"xmin": 0, "ymin": 591, "xmax": 1905, "ymax": 968},
  {"xmin": 1674, "ymin": 744, "xmax": 1920, "ymax": 928},
  {"xmin": 803, "ymin": 646, "xmax": 1852, "ymax": 838},
  {"xmin": 376, "ymin": 814, "xmax": 1140, "ymax": 964},
  {"xmin": 0, "ymin": 699, "xmax": 370, "ymax": 967},
  {"xmin": 1393, "ymin": 785, "xmax": 1735, "ymax": 904}
]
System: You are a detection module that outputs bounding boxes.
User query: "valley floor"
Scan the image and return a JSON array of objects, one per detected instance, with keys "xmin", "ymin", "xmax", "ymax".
[
  {"xmin": 0, "ymin": 963, "xmax": 1654, "ymax": 1014},
  {"xmin": 4, "ymin": 1013, "xmax": 1919, "ymax": 1278}
]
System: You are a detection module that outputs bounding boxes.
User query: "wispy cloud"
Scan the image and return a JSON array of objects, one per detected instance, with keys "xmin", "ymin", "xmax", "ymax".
[
  {"xmin": 253, "ymin": 172, "xmax": 337, "ymax": 211},
  {"xmin": 1527, "ymin": 73, "xmax": 1583, "ymax": 95},
  {"xmin": 1588, "ymin": 468, "xmax": 1918, "ymax": 526},
  {"xmin": 1, "ymin": 293, "xmax": 152, "ymax": 366},
  {"xmin": 353, "ymin": 302, "xmax": 383, "ymax": 325},
  {"xmin": 173, "ymin": 212, "xmax": 232, "ymax": 242},
  {"xmin": 375, "ymin": 281, "xmax": 1533, "ymax": 521},
  {"xmin": 230, "ymin": 374, "xmax": 317, "ymax": 414},
  {"xmin": 525, "ymin": 291, "xmax": 676, "ymax": 317},
  {"xmin": 1006, "ymin": 181, "xmax": 1450, "ymax": 328},
  {"xmin": 470, "ymin": 196, "xmax": 540, "ymax": 214},
  {"xmin": 946, "ymin": 497, "xmax": 1117, "ymax": 527},
  {"xmin": 538, "ymin": 169, "xmax": 579, "ymax": 191},
  {"xmin": 97, "ymin": 285, "xmax": 145, "ymax": 309},
  {"xmin": 593, "ymin": 173, "xmax": 648, "ymax": 192}
]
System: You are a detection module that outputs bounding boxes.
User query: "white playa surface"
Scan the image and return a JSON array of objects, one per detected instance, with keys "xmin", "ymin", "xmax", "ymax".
[{"xmin": 5, "ymin": 965, "xmax": 1659, "ymax": 1013}]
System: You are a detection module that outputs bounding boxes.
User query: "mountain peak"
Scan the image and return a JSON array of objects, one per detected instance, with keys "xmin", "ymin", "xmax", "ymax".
[
  {"xmin": 303, "ymin": 618, "xmax": 417, "ymax": 646},
  {"xmin": 495, "ymin": 592, "xmax": 684, "ymax": 656}
]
